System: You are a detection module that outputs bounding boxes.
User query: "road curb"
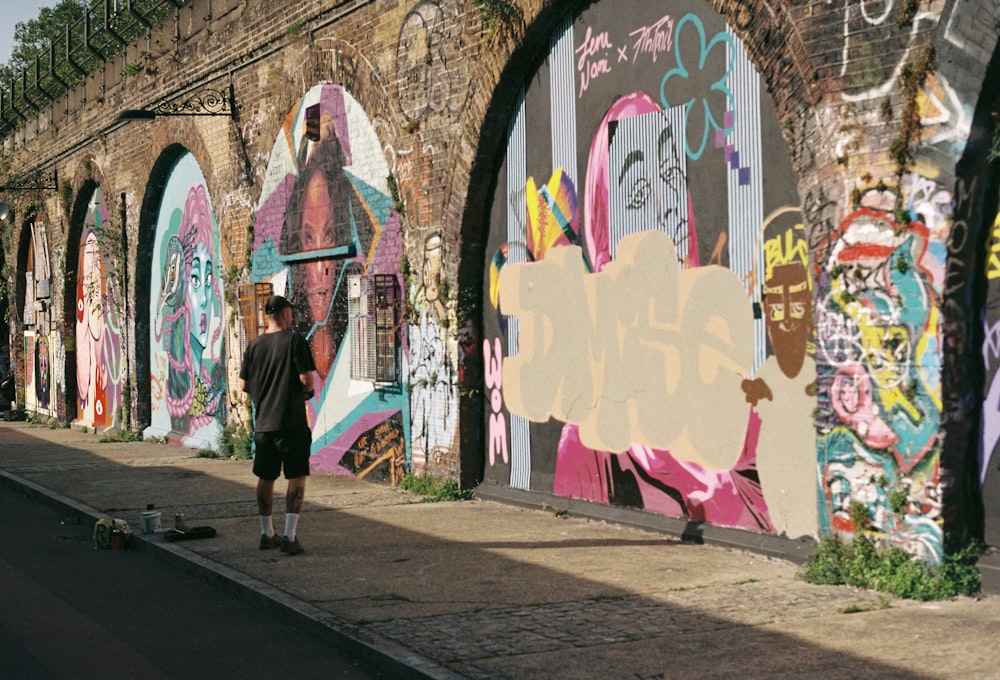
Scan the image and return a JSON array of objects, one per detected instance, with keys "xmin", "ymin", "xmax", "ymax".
[{"xmin": 0, "ymin": 469, "xmax": 465, "ymax": 680}]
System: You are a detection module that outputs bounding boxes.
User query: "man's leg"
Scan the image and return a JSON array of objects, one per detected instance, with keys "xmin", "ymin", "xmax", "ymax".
[
  {"xmin": 256, "ymin": 478, "xmax": 282, "ymax": 548},
  {"xmin": 256, "ymin": 478, "xmax": 276, "ymax": 515},
  {"xmin": 283, "ymin": 476, "xmax": 306, "ymax": 544}
]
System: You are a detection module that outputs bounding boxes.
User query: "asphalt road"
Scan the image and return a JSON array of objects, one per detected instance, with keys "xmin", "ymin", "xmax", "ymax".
[{"xmin": 0, "ymin": 481, "xmax": 382, "ymax": 680}]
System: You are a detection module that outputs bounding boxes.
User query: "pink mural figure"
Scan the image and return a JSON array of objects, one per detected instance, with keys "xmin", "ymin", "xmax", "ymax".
[
  {"xmin": 584, "ymin": 91, "xmax": 695, "ymax": 272},
  {"xmin": 161, "ymin": 185, "xmax": 226, "ymax": 435},
  {"xmin": 76, "ymin": 230, "xmax": 109, "ymax": 427},
  {"xmin": 553, "ymin": 92, "xmax": 771, "ymax": 532}
]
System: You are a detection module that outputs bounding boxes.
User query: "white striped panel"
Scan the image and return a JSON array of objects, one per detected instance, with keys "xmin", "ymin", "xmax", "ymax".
[
  {"xmin": 550, "ymin": 17, "xmax": 577, "ymax": 185},
  {"xmin": 506, "ymin": 86, "xmax": 531, "ymax": 491},
  {"xmin": 607, "ymin": 107, "xmax": 688, "ymax": 265},
  {"xmin": 725, "ymin": 27, "xmax": 767, "ymax": 372}
]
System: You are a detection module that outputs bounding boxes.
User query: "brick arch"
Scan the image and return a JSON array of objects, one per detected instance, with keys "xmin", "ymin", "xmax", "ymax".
[
  {"xmin": 458, "ymin": 0, "xmax": 817, "ymax": 520},
  {"xmin": 132, "ymin": 142, "xmax": 197, "ymax": 431},
  {"xmin": 64, "ymin": 177, "xmax": 103, "ymax": 425}
]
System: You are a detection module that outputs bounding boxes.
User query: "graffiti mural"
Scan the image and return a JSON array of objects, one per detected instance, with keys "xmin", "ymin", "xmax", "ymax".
[
  {"xmin": 21, "ymin": 214, "xmax": 54, "ymax": 416},
  {"xmin": 483, "ymin": 3, "xmax": 809, "ymax": 535},
  {"xmin": 144, "ymin": 153, "xmax": 227, "ymax": 449},
  {"xmin": 75, "ymin": 188, "xmax": 124, "ymax": 430},
  {"xmin": 815, "ymin": 202, "xmax": 945, "ymax": 562},
  {"xmin": 252, "ymin": 83, "xmax": 409, "ymax": 478}
]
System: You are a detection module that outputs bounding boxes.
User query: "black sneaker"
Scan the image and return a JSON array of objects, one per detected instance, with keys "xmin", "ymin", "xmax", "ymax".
[
  {"xmin": 281, "ymin": 536, "xmax": 304, "ymax": 555},
  {"xmin": 259, "ymin": 534, "xmax": 281, "ymax": 550}
]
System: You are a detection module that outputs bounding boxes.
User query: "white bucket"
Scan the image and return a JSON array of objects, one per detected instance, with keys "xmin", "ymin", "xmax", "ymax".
[{"xmin": 139, "ymin": 510, "xmax": 161, "ymax": 535}]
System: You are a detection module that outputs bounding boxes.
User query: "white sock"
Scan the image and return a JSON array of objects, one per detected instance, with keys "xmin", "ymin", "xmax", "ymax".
[
  {"xmin": 260, "ymin": 515, "xmax": 274, "ymax": 537},
  {"xmin": 284, "ymin": 513, "xmax": 299, "ymax": 541}
]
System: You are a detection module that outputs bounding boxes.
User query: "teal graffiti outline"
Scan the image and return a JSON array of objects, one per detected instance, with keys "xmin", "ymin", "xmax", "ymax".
[{"xmin": 659, "ymin": 14, "xmax": 735, "ymax": 161}]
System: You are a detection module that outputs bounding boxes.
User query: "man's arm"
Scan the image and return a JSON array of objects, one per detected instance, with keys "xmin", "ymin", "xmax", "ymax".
[{"xmin": 299, "ymin": 371, "xmax": 314, "ymax": 399}]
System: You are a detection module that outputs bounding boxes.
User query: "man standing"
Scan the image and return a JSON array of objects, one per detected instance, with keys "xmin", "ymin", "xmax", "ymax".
[{"xmin": 239, "ymin": 295, "xmax": 316, "ymax": 555}]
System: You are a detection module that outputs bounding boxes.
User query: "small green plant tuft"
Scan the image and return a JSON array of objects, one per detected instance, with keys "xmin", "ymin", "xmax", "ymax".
[
  {"xmin": 98, "ymin": 429, "xmax": 143, "ymax": 443},
  {"xmin": 399, "ymin": 474, "xmax": 475, "ymax": 502},
  {"xmin": 218, "ymin": 422, "xmax": 254, "ymax": 460},
  {"xmin": 195, "ymin": 448, "xmax": 220, "ymax": 459},
  {"xmin": 800, "ymin": 535, "xmax": 983, "ymax": 600},
  {"xmin": 473, "ymin": 0, "xmax": 523, "ymax": 37}
]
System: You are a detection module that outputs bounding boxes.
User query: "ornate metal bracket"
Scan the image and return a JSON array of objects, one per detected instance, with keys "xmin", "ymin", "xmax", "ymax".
[
  {"xmin": 0, "ymin": 167, "xmax": 58, "ymax": 192},
  {"xmin": 116, "ymin": 81, "xmax": 235, "ymax": 121}
]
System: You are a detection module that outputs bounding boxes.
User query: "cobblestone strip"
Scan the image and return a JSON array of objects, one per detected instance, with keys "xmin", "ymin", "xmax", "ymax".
[{"xmin": 366, "ymin": 581, "xmax": 892, "ymax": 665}]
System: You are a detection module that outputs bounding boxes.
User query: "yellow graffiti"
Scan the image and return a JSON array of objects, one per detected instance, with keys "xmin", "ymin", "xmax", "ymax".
[
  {"xmin": 763, "ymin": 223, "xmax": 809, "ymax": 283},
  {"xmin": 987, "ymin": 212, "xmax": 1000, "ymax": 280}
]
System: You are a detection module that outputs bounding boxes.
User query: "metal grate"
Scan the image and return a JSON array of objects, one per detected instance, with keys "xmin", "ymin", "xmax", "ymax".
[{"xmin": 348, "ymin": 274, "xmax": 399, "ymax": 383}]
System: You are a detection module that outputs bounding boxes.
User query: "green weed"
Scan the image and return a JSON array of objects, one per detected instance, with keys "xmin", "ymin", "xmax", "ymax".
[
  {"xmin": 399, "ymin": 474, "xmax": 474, "ymax": 502},
  {"xmin": 217, "ymin": 422, "xmax": 254, "ymax": 460},
  {"xmin": 799, "ymin": 535, "xmax": 983, "ymax": 600}
]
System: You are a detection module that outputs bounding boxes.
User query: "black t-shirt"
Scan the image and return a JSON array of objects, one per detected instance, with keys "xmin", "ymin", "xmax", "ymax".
[{"xmin": 239, "ymin": 330, "xmax": 316, "ymax": 432}]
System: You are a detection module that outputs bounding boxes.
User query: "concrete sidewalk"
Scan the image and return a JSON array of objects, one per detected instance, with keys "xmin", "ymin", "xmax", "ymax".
[{"xmin": 2, "ymin": 420, "xmax": 998, "ymax": 679}]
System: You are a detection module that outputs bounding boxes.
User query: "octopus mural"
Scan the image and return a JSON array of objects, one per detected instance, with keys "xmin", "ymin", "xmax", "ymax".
[
  {"xmin": 251, "ymin": 83, "xmax": 408, "ymax": 482},
  {"xmin": 144, "ymin": 152, "xmax": 227, "ymax": 449},
  {"xmin": 75, "ymin": 187, "xmax": 124, "ymax": 430}
]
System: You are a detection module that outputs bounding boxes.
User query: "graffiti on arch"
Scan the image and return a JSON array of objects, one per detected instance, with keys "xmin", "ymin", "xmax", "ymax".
[
  {"xmin": 815, "ymin": 200, "xmax": 945, "ymax": 562},
  {"xmin": 144, "ymin": 152, "xmax": 228, "ymax": 449},
  {"xmin": 482, "ymin": 2, "xmax": 814, "ymax": 537},
  {"xmin": 75, "ymin": 187, "xmax": 124, "ymax": 430},
  {"xmin": 252, "ymin": 83, "xmax": 411, "ymax": 479}
]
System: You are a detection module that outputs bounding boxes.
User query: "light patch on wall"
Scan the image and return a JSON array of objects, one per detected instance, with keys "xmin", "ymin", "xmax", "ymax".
[{"xmin": 498, "ymin": 230, "xmax": 752, "ymax": 468}]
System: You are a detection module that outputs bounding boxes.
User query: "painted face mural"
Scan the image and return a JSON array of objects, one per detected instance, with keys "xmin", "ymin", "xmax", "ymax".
[
  {"xmin": 144, "ymin": 153, "xmax": 227, "ymax": 449},
  {"xmin": 253, "ymin": 83, "xmax": 408, "ymax": 482},
  {"xmin": 763, "ymin": 262, "xmax": 812, "ymax": 379},
  {"xmin": 75, "ymin": 188, "xmax": 124, "ymax": 429},
  {"xmin": 483, "ymin": 4, "xmax": 818, "ymax": 539}
]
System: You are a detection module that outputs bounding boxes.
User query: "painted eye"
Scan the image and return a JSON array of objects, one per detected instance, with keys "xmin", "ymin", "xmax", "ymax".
[
  {"xmin": 625, "ymin": 178, "xmax": 651, "ymax": 210},
  {"xmin": 191, "ymin": 274, "xmax": 201, "ymax": 290}
]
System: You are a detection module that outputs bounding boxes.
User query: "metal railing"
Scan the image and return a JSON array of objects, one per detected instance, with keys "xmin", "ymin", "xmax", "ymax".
[{"xmin": 0, "ymin": 0, "xmax": 190, "ymax": 138}]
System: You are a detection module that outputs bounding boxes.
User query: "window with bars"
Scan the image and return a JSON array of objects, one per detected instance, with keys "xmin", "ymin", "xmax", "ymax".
[
  {"xmin": 236, "ymin": 282, "xmax": 274, "ymax": 354},
  {"xmin": 348, "ymin": 274, "xmax": 400, "ymax": 384}
]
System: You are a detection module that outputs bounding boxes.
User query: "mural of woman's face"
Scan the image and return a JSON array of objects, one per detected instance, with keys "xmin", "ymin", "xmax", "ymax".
[
  {"xmin": 188, "ymin": 240, "xmax": 213, "ymax": 348},
  {"xmin": 302, "ymin": 172, "xmax": 336, "ymax": 322},
  {"xmin": 614, "ymin": 119, "xmax": 686, "ymax": 248}
]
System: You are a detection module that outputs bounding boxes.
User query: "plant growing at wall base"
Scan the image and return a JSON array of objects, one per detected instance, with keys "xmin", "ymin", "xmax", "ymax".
[
  {"xmin": 400, "ymin": 473, "xmax": 474, "ymax": 502},
  {"xmin": 218, "ymin": 421, "xmax": 254, "ymax": 460},
  {"xmin": 799, "ymin": 535, "xmax": 982, "ymax": 600}
]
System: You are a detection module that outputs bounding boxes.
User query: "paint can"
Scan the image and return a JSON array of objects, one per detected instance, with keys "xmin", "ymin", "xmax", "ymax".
[{"xmin": 139, "ymin": 510, "xmax": 162, "ymax": 534}]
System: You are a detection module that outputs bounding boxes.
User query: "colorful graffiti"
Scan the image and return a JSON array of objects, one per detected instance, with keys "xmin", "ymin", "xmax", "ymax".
[
  {"xmin": 21, "ymin": 214, "xmax": 54, "ymax": 416},
  {"xmin": 144, "ymin": 153, "xmax": 227, "ymax": 449},
  {"xmin": 815, "ymin": 204, "xmax": 944, "ymax": 561},
  {"xmin": 252, "ymin": 83, "xmax": 409, "ymax": 479},
  {"xmin": 75, "ymin": 188, "xmax": 124, "ymax": 430},
  {"xmin": 483, "ymin": 4, "xmax": 807, "ymax": 535}
]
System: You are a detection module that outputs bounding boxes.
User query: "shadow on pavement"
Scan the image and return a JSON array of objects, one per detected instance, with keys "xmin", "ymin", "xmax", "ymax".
[{"xmin": 0, "ymin": 422, "xmax": 965, "ymax": 679}]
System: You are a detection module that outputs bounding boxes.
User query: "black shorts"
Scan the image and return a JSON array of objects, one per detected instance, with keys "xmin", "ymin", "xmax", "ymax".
[{"xmin": 252, "ymin": 428, "xmax": 312, "ymax": 480}]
